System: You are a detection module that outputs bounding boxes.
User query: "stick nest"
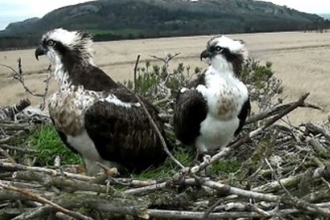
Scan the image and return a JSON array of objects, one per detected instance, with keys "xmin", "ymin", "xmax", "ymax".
[{"xmin": 0, "ymin": 55, "xmax": 330, "ymax": 219}]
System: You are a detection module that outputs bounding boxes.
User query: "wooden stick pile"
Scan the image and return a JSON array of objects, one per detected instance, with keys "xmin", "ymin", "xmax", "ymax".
[{"xmin": 1, "ymin": 93, "xmax": 330, "ymax": 219}]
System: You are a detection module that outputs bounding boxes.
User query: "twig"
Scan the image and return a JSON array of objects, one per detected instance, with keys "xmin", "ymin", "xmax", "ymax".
[
  {"xmin": 252, "ymin": 166, "xmax": 330, "ymax": 193},
  {"xmin": 150, "ymin": 52, "xmax": 181, "ymax": 64},
  {"xmin": 124, "ymin": 181, "xmax": 168, "ymax": 195},
  {"xmin": 249, "ymin": 93, "xmax": 310, "ymax": 137},
  {"xmin": 304, "ymin": 122, "xmax": 330, "ymax": 141},
  {"xmin": 202, "ymin": 179, "xmax": 330, "ymax": 217},
  {"xmin": 203, "ymin": 197, "xmax": 224, "ymax": 218},
  {"xmin": 0, "ymin": 58, "xmax": 52, "ymax": 110},
  {"xmin": 148, "ymin": 209, "xmax": 261, "ymax": 219},
  {"xmin": 0, "ymin": 147, "xmax": 16, "ymax": 164},
  {"xmin": 133, "ymin": 54, "xmax": 141, "ymax": 92},
  {"xmin": 134, "ymin": 95, "xmax": 185, "ymax": 169},
  {"xmin": 247, "ymin": 100, "xmax": 321, "ymax": 125},
  {"xmin": 0, "ymin": 144, "xmax": 37, "ymax": 153},
  {"xmin": 0, "ymin": 162, "xmax": 94, "ymax": 181},
  {"xmin": 0, "ymin": 63, "xmax": 44, "ymax": 97},
  {"xmin": 39, "ymin": 73, "xmax": 52, "ymax": 110},
  {"xmin": 0, "ymin": 182, "xmax": 93, "ymax": 220}
]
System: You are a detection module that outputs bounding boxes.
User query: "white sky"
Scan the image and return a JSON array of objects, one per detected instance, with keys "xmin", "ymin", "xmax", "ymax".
[
  {"xmin": 0, "ymin": 0, "xmax": 91, "ymax": 30},
  {"xmin": 0, "ymin": 0, "xmax": 329, "ymax": 30},
  {"xmin": 260, "ymin": 0, "xmax": 330, "ymax": 14}
]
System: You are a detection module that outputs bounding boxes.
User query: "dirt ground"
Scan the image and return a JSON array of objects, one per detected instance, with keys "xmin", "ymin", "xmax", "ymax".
[{"xmin": 0, "ymin": 31, "xmax": 330, "ymax": 125}]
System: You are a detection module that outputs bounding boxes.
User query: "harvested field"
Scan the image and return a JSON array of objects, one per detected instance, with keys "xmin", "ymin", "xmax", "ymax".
[{"xmin": 0, "ymin": 31, "xmax": 330, "ymax": 124}]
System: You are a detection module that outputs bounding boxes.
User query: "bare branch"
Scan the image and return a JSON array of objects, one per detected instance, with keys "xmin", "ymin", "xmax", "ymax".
[
  {"xmin": 133, "ymin": 54, "xmax": 141, "ymax": 92},
  {"xmin": 134, "ymin": 95, "xmax": 184, "ymax": 169},
  {"xmin": 0, "ymin": 182, "xmax": 93, "ymax": 220}
]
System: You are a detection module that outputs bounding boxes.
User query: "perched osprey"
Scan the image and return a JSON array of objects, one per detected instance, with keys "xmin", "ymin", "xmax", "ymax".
[
  {"xmin": 173, "ymin": 35, "xmax": 250, "ymax": 158},
  {"xmin": 35, "ymin": 28, "xmax": 171, "ymax": 174}
]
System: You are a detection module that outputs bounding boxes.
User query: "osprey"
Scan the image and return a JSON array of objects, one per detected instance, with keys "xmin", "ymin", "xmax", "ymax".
[
  {"xmin": 173, "ymin": 35, "xmax": 251, "ymax": 158},
  {"xmin": 35, "ymin": 28, "xmax": 171, "ymax": 174}
]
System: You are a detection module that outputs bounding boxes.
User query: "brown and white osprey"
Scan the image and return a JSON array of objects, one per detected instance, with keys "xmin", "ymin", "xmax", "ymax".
[
  {"xmin": 35, "ymin": 28, "xmax": 171, "ymax": 175},
  {"xmin": 173, "ymin": 35, "xmax": 251, "ymax": 159}
]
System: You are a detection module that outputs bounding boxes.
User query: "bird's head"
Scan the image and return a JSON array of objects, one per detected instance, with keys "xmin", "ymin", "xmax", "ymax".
[
  {"xmin": 200, "ymin": 35, "xmax": 248, "ymax": 76},
  {"xmin": 35, "ymin": 28, "xmax": 94, "ymax": 69}
]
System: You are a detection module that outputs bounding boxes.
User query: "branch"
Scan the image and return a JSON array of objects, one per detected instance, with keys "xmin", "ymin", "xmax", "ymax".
[
  {"xmin": 133, "ymin": 95, "xmax": 185, "ymax": 169},
  {"xmin": 133, "ymin": 54, "xmax": 141, "ymax": 92},
  {"xmin": 0, "ymin": 58, "xmax": 52, "ymax": 110},
  {"xmin": 246, "ymin": 99, "xmax": 321, "ymax": 125},
  {"xmin": 0, "ymin": 162, "xmax": 95, "ymax": 181},
  {"xmin": 0, "ymin": 182, "xmax": 93, "ymax": 220},
  {"xmin": 150, "ymin": 52, "xmax": 181, "ymax": 64},
  {"xmin": 252, "ymin": 166, "xmax": 330, "ymax": 193}
]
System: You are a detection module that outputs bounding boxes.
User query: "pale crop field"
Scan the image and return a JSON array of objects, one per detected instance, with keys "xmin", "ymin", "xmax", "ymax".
[{"xmin": 0, "ymin": 31, "xmax": 330, "ymax": 125}]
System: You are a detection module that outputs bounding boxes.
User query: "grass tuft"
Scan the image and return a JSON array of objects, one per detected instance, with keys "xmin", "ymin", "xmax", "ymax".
[
  {"xmin": 25, "ymin": 124, "xmax": 241, "ymax": 178},
  {"xmin": 209, "ymin": 159, "xmax": 241, "ymax": 175},
  {"xmin": 28, "ymin": 124, "xmax": 82, "ymax": 166},
  {"xmin": 135, "ymin": 147, "xmax": 195, "ymax": 179}
]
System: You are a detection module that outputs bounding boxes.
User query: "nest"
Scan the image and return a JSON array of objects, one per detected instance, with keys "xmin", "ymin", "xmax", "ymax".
[{"xmin": 1, "ymin": 55, "xmax": 330, "ymax": 219}]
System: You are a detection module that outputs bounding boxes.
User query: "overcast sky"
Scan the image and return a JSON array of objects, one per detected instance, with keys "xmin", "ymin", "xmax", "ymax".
[{"xmin": 0, "ymin": 0, "xmax": 329, "ymax": 30}]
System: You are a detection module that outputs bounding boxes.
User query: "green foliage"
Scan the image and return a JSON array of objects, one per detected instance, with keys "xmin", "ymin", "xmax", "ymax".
[
  {"xmin": 135, "ymin": 148, "xmax": 194, "ymax": 179},
  {"xmin": 136, "ymin": 149, "xmax": 241, "ymax": 180},
  {"xmin": 241, "ymin": 59, "xmax": 273, "ymax": 88},
  {"xmin": 209, "ymin": 159, "xmax": 241, "ymax": 176},
  {"xmin": 241, "ymin": 59, "xmax": 283, "ymax": 106},
  {"xmin": 124, "ymin": 57, "xmax": 194, "ymax": 100},
  {"xmin": 194, "ymin": 67, "xmax": 201, "ymax": 74},
  {"xmin": 28, "ymin": 124, "xmax": 82, "ymax": 166}
]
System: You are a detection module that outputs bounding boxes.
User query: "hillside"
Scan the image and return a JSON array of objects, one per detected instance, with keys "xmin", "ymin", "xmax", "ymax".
[
  {"xmin": 0, "ymin": 0, "xmax": 329, "ymax": 50},
  {"xmin": 320, "ymin": 13, "xmax": 330, "ymax": 19}
]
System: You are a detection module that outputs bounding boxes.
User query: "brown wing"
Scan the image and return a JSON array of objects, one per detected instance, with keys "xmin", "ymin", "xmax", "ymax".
[
  {"xmin": 84, "ymin": 90, "xmax": 171, "ymax": 173},
  {"xmin": 234, "ymin": 97, "xmax": 251, "ymax": 136},
  {"xmin": 173, "ymin": 90, "xmax": 207, "ymax": 146}
]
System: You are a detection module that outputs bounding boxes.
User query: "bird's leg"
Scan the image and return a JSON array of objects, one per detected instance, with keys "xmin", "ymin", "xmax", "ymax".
[
  {"xmin": 194, "ymin": 149, "xmax": 211, "ymax": 165},
  {"xmin": 192, "ymin": 150, "xmax": 211, "ymax": 175},
  {"xmin": 83, "ymin": 157, "xmax": 119, "ymax": 177},
  {"xmin": 83, "ymin": 157, "xmax": 101, "ymax": 176},
  {"xmin": 193, "ymin": 149, "xmax": 205, "ymax": 165}
]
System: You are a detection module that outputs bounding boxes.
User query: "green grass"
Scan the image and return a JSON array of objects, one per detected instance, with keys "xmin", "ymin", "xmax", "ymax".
[
  {"xmin": 26, "ymin": 123, "xmax": 241, "ymax": 178},
  {"xmin": 209, "ymin": 159, "xmax": 241, "ymax": 175},
  {"xmin": 135, "ymin": 147, "xmax": 241, "ymax": 180},
  {"xmin": 28, "ymin": 124, "xmax": 82, "ymax": 166},
  {"xmin": 135, "ymin": 148, "xmax": 195, "ymax": 179}
]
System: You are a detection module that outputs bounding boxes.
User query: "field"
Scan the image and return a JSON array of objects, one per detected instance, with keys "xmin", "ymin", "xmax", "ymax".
[{"xmin": 0, "ymin": 31, "xmax": 330, "ymax": 125}]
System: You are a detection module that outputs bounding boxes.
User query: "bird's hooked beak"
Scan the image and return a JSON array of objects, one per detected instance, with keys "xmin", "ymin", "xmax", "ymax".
[
  {"xmin": 35, "ymin": 45, "xmax": 47, "ymax": 61},
  {"xmin": 200, "ymin": 49, "xmax": 212, "ymax": 61}
]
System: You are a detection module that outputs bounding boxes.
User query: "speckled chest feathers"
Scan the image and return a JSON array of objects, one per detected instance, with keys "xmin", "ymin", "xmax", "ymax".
[
  {"xmin": 198, "ymin": 67, "xmax": 248, "ymax": 120},
  {"xmin": 48, "ymin": 80, "xmax": 96, "ymax": 136}
]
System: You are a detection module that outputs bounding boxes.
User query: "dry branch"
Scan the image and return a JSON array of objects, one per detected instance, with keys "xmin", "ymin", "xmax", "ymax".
[
  {"xmin": 0, "ymin": 182, "xmax": 93, "ymax": 220},
  {"xmin": 0, "ymin": 58, "xmax": 51, "ymax": 110}
]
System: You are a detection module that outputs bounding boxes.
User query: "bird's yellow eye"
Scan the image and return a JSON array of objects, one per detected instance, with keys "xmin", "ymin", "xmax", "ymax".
[
  {"xmin": 215, "ymin": 46, "xmax": 223, "ymax": 52},
  {"xmin": 47, "ymin": 40, "xmax": 55, "ymax": 46}
]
